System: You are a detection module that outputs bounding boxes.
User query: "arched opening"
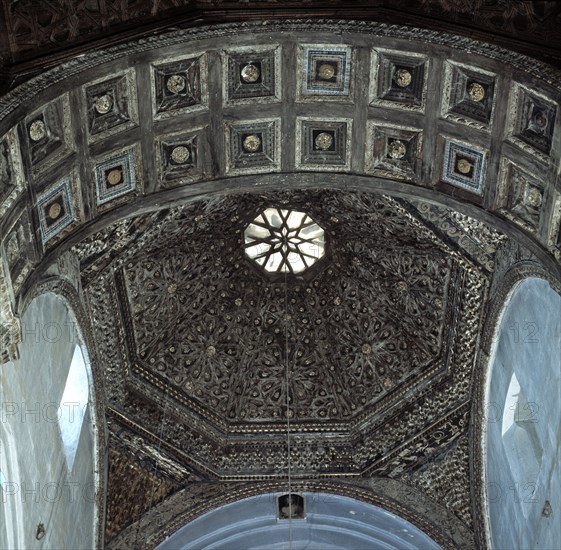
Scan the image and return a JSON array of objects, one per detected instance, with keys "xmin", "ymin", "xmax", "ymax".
[
  {"xmin": 156, "ymin": 492, "xmax": 442, "ymax": 550},
  {"xmin": 0, "ymin": 292, "xmax": 98, "ymax": 550},
  {"xmin": 483, "ymin": 277, "xmax": 561, "ymax": 548}
]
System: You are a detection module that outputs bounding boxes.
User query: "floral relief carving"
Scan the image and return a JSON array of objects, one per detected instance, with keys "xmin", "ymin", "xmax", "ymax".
[
  {"xmin": 119, "ymin": 192, "xmax": 454, "ymax": 427},
  {"xmin": 78, "ymin": 190, "xmax": 494, "ymax": 544},
  {"xmin": 1, "ymin": 14, "xmax": 559, "ymax": 545}
]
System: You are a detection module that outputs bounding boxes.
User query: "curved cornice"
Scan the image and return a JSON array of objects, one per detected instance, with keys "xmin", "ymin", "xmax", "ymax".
[
  {"xmin": 107, "ymin": 478, "xmax": 475, "ymax": 549},
  {"xmin": 2, "ymin": 19, "xmax": 561, "ymax": 124},
  {"xmin": 14, "ymin": 174, "xmax": 561, "ymax": 312}
]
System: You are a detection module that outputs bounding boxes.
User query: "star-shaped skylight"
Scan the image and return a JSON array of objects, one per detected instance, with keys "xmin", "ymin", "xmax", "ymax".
[{"xmin": 244, "ymin": 208, "xmax": 325, "ymax": 273}]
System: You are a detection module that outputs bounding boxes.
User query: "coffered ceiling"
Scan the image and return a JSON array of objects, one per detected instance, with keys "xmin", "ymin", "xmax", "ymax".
[{"xmin": 0, "ymin": 18, "xmax": 560, "ymax": 549}]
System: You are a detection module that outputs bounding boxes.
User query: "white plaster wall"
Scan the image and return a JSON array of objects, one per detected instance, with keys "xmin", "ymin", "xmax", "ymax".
[
  {"xmin": 0, "ymin": 293, "xmax": 96, "ymax": 550},
  {"xmin": 484, "ymin": 278, "xmax": 561, "ymax": 549}
]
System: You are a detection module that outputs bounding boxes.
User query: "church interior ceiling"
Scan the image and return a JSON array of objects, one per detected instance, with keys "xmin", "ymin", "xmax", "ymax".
[
  {"xmin": 1, "ymin": 0, "xmax": 561, "ymax": 75},
  {"xmin": 0, "ymin": 19, "xmax": 560, "ymax": 548},
  {"xmin": 75, "ymin": 189, "xmax": 506, "ymax": 543}
]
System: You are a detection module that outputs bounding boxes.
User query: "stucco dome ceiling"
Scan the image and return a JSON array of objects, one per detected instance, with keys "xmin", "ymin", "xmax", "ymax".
[
  {"xmin": 74, "ymin": 187, "xmax": 506, "ymax": 543},
  {"xmin": 84, "ymin": 190, "xmax": 484, "ymax": 434},
  {"xmin": 1, "ymin": 17, "xmax": 560, "ymax": 549}
]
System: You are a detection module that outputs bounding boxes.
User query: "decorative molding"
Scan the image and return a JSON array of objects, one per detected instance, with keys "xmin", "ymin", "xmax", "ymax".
[
  {"xmin": 36, "ymin": 173, "xmax": 80, "ymax": 246},
  {"xmin": 0, "ymin": 127, "xmax": 25, "ymax": 220},
  {"xmin": 76, "ymin": 190, "xmax": 487, "ymax": 538},
  {"xmin": 2, "ymin": 20, "xmax": 561, "ymax": 126},
  {"xmin": 365, "ymin": 122, "xmax": 423, "ymax": 182},
  {"xmin": 92, "ymin": 145, "xmax": 141, "ymax": 209},
  {"xmin": 108, "ymin": 477, "xmax": 475, "ymax": 549},
  {"xmin": 0, "ymin": 20, "xmax": 560, "ymax": 545},
  {"xmin": 297, "ymin": 44, "xmax": 354, "ymax": 101},
  {"xmin": 0, "ymin": 258, "xmax": 20, "ymax": 363},
  {"xmin": 84, "ymin": 69, "xmax": 139, "ymax": 143},
  {"xmin": 405, "ymin": 198, "xmax": 507, "ymax": 273},
  {"xmin": 495, "ymin": 160, "xmax": 545, "ymax": 233},
  {"xmin": 2, "ymin": 1, "xmax": 561, "ymax": 69},
  {"xmin": 0, "ymin": 22, "xmax": 558, "ymax": 274},
  {"xmin": 150, "ymin": 53, "xmax": 208, "ymax": 120},
  {"xmin": 441, "ymin": 61, "xmax": 497, "ymax": 130},
  {"xmin": 548, "ymin": 190, "xmax": 561, "ymax": 262},
  {"xmin": 3, "ymin": 208, "xmax": 35, "ymax": 296},
  {"xmin": 370, "ymin": 48, "xmax": 428, "ymax": 113},
  {"xmin": 224, "ymin": 118, "xmax": 281, "ymax": 175},
  {"xmin": 156, "ymin": 127, "xmax": 207, "ymax": 188},
  {"xmin": 222, "ymin": 45, "xmax": 281, "ymax": 106},
  {"xmin": 20, "ymin": 93, "xmax": 74, "ymax": 178},
  {"xmin": 441, "ymin": 138, "xmax": 487, "ymax": 196},
  {"xmin": 506, "ymin": 83, "xmax": 558, "ymax": 161},
  {"xmin": 295, "ymin": 117, "xmax": 352, "ymax": 171}
]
